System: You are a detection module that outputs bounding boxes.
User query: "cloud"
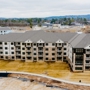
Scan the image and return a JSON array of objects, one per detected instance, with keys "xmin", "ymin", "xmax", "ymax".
[{"xmin": 0, "ymin": 0, "xmax": 90, "ymax": 17}]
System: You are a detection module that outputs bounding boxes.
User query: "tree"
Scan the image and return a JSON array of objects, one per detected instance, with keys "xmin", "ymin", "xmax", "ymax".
[{"xmin": 27, "ymin": 18, "xmax": 33, "ymax": 28}]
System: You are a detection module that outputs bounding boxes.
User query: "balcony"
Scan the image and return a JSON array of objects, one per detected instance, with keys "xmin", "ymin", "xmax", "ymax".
[
  {"xmin": 57, "ymin": 54, "xmax": 62, "ymax": 57},
  {"xmin": 75, "ymin": 63, "xmax": 83, "ymax": 65},
  {"xmin": 16, "ymin": 43, "xmax": 21, "ymax": 46},
  {"xmin": 86, "ymin": 51, "xmax": 90, "ymax": 54},
  {"xmin": 38, "ymin": 55, "xmax": 43, "ymax": 57},
  {"xmin": 86, "ymin": 57, "xmax": 90, "ymax": 60},
  {"xmin": 38, "ymin": 45, "xmax": 44, "ymax": 47},
  {"xmin": 38, "ymin": 50, "xmax": 43, "ymax": 52},
  {"xmin": 26, "ymin": 53, "xmax": 31, "ymax": 56},
  {"xmin": 16, "ymin": 48, "xmax": 21, "ymax": 51},
  {"xmin": 26, "ymin": 45, "xmax": 31, "ymax": 47},
  {"xmin": 16, "ymin": 53, "xmax": 21, "ymax": 56},
  {"xmin": 85, "ymin": 63, "xmax": 90, "ymax": 66},
  {"xmin": 0, "ymin": 45, "xmax": 3, "ymax": 47},
  {"xmin": 0, "ymin": 49, "xmax": 3, "ymax": 51},
  {"xmin": 57, "ymin": 44, "xmax": 62, "ymax": 47},
  {"xmin": 57, "ymin": 50, "xmax": 62, "ymax": 52},
  {"xmin": 26, "ymin": 49, "xmax": 32, "ymax": 52}
]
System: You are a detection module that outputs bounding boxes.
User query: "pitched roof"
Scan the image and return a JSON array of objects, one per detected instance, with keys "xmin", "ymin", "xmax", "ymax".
[
  {"xmin": 0, "ymin": 30, "xmax": 77, "ymax": 43},
  {"xmin": 73, "ymin": 34, "xmax": 90, "ymax": 48}
]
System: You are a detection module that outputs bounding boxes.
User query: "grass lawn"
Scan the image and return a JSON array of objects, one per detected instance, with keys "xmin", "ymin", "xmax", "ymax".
[{"xmin": 0, "ymin": 60, "xmax": 90, "ymax": 84}]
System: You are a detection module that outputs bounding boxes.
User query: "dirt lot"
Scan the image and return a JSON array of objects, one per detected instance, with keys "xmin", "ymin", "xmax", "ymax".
[{"xmin": 0, "ymin": 60, "xmax": 90, "ymax": 84}]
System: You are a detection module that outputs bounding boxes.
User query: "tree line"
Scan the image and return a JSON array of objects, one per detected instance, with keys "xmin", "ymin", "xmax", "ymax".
[{"xmin": 0, "ymin": 17, "xmax": 88, "ymax": 28}]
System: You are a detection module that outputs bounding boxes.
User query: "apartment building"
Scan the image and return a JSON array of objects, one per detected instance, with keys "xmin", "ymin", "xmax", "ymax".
[
  {"xmin": 0, "ymin": 30, "xmax": 90, "ymax": 72},
  {"xmin": 0, "ymin": 27, "xmax": 12, "ymax": 34}
]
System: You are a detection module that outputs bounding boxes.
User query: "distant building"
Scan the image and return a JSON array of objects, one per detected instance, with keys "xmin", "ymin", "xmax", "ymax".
[{"xmin": 0, "ymin": 27, "xmax": 12, "ymax": 35}]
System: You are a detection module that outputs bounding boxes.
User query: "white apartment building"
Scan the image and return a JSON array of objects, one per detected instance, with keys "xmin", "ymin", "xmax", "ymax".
[{"xmin": 0, "ymin": 30, "xmax": 90, "ymax": 72}]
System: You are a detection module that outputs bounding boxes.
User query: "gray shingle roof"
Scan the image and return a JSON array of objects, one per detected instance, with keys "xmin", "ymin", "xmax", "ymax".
[
  {"xmin": 0, "ymin": 30, "xmax": 77, "ymax": 43},
  {"xmin": 73, "ymin": 34, "xmax": 90, "ymax": 48}
]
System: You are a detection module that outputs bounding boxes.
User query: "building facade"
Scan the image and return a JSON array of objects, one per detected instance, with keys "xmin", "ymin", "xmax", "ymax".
[{"xmin": 0, "ymin": 31, "xmax": 90, "ymax": 72}]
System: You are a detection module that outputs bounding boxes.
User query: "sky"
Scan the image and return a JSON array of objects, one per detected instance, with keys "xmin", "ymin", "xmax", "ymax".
[{"xmin": 0, "ymin": 0, "xmax": 90, "ymax": 18}]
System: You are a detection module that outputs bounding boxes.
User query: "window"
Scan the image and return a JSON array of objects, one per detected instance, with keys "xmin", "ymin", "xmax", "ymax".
[
  {"xmin": 23, "ymin": 57, "xmax": 25, "ymax": 59},
  {"xmin": 52, "ymin": 58, "xmax": 55, "ymax": 60},
  {"xmin": 27, "ymin": 47, "xmax": 30, "ymax": 50},
  {"xmin": 76, "ymin": 49, "xmax": 83, "ymax": 53},
  {"xmin": 57, "ymin": 57, "xmax": 62, "ymax": 60},
  {"xmin": 59, "ymin": 43, "xmax": 61, "ymax": 45},
  {"xmin": 75, "ymin": 67, "xmax": 82, "ymax": 70},
  {"xmin": 58, "ymin": 48, "xmax": 61, "ymax": 50},
  {"xmin": 52, "ymin": 48, "xmax": 55, "ymax": 51},
  {"xmin": 46, "ymin": 43, "xmax": 48, "ymax": 46},
  {"xmin": 5, "ymin": 52, "xmax": 8, "ymax": 54},
  {"xmin": 46, "ymin": 53, "xmax": 48, "ymax": 55},
  {"xmin": 76, "ymin": 55, "xmax": 83, "ymax": 59},
  {"xmin": 64, "ymin": 48, "xmax": 66, "ymax": 50},
  {"xmin": 38, "ymin": 47, "xmax": 43, "ymax": 50},
  {"xmin": 64, "ymin": 43, "xmax": 66, "ymax": 45},
  {"xmin": 5, "ymin": 42, "xmax": 7, "ymax": 45},
  {"xmin": 27, "ymin": 43, "xmax": 30, "ymax": 45},
  {"xmin": 18, "ymin": 42, "xmax": 20, "ymax": 45},
  {"xmin": 12, "ymin": 56, "xmax": 14, "ymax": 59},
  {"xmin": 39, "ymin": 43, "xmax": 42, "ymax": 45},
  {"xmin": 34, "ymin": 53, "xmax": 36, "ymax": 55},
  {"xmin": 52, "ymin": 43, "xmax": 55, "ymax": 46},
  {"xmin": 0, "ymin": 47, "xmax": 2, "ymax": 49},
  {"xmin": 22, "ymin": 52, "xmax": 25, "ymax": 55},
  {"xmin": 11, "ymin": 42, "xmax": 13, "ymax": 45},
  {"xmin": 22, "ymin": 48, "xmax": 25, "ymax": 50},
  {"xmin": 46, "ymin": 48, "xmax": 48, "ymax": 51},
  {"xmin": 22, "ymin": 43, "xmax": 25, "ymax": 45},
  {"xmin": 0, "ymin": 42, "xmax": 2, "ymax": 45},
  {"xmin": 5, "ymin": 47, "xmax": 8, "ymax": 49},
  {"xmin": 11, "ymin": 47, "xmax": 14, "ymax": 50},
  {"xmin": 46, "ymin": 58, "xmax": 48, "ymax": 60},
  {"xmin": 0, "ymin": 52, "xmax": 3, "ymax": 54},
  {"xmin": 11, "ymin": 52, "xmax": 14, "ymax": 54},
  {"xmin": 87, "ymin": 49, "xmax": 90, "ymax": 51},
  {"xmin": 1, "ymin": 56, "xmax": 3, "ymax": 58},
  {"xmin": 64, "ymin": 53, "xmax": 66, "ymax": 55},
  {"xmin": 52, "ymin": 53, "xmax": 55, "ymax": 55},
  {"xmin": 33, "ymin": 43, "xmax": 36, "ymax": 46},
  {"xmin": 86, "ymin": 61, "xmax": 90, "ymax": 63},
  {"xmin": 34, "ymin": 48, "xmax": 36, "ymax": 50},
  {"xmin": 33, "ymin": 58, "xmax": 37, "ymax": 60},
  {"xmin": 58, "ymin": 52, "xmax": 61, "ymax": 55}
]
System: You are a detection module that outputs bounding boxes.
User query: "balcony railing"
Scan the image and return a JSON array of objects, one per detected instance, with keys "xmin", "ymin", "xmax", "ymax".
[
  {"xmin": 86, "ymin": 57, "xmax": 90, "ymax": 60},
  {"xmin": 38, "ymin": 50, "xmax": 43, "ymax": 52},
  {"xmin": 38, "ymin": 55, "xmax": 43, "ymax": 57},
  {"xmin": 86, "ymin": 51, "xmax": 90, "ymax": 54},
  {"xmin": 85, "ymin": 63, "xmax": 90, "ymax": 66},
  {"xmin": 16, "ymin": 49, "xmax": 21, "ymax": 51},
  {"xmin": 16, "ymin": 44, "xmax": 21, "ymax": 46},
  {"xmin": 26, "ymin": 54, "xmax": 31, "ymax": 56},
  {"xmin": 16, "ymin": 53, "xmax": 21, "ymax": 56},
  {"xmin": 57, "ymin": 50, "xmax": 62, "ymax": 52},
  {"xmin": 26, "ymin": 49, "xmax": 32, "ymax": 52},
  {"xmin": 57, "ymin": 54, "xmax": 62, "ymax": 57}
]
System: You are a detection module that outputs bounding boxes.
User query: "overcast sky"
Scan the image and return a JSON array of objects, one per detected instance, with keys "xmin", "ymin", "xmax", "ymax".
[{"xmin": 0, "ymin": 0, "xmax": 90, "ymax": 18}]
